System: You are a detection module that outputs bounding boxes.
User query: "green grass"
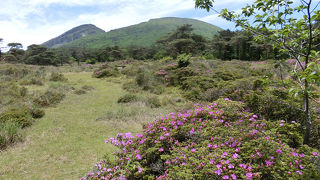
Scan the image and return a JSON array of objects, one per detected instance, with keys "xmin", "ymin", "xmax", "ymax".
[{"xmin": 0, "ymin": 72, "xmax": 177, "ymax": 179}]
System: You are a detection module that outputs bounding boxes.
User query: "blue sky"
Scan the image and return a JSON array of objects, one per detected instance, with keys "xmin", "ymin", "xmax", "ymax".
[{"xmin": 0, "ymin": 0, "xmax": 253, "ymax": 48}]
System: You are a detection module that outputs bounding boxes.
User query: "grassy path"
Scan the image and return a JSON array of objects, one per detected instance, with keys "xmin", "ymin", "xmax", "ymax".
[{"xmin": 0, "ymin": 72, "xmax": 148, "ymax": 179}]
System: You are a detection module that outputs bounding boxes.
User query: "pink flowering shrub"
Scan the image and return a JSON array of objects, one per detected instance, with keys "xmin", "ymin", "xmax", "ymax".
[{"xmin": 82, "ymin": 99, "xmax": 319, "ymax": 179}]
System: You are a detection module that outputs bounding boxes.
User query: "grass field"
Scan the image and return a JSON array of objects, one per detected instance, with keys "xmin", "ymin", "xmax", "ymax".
[{"xmin": 0, "ymin": 72, "xmax": 176, "ymax": 179}]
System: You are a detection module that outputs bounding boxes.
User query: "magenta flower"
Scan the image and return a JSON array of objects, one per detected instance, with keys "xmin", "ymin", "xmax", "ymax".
[
  {"xmin": 136, "ymin": 153, "xmax": 142, "ymax": 160},
  {"xmin": 137, "ymin": 167, "xmax": 143, "ymax": 173},
  {"xmin": 232, "ymin": 153, "xmax": 238, "ymax": 159},
  {"xmin": 296, "ymin": 171, "xmax": 303, "ymax": 175},
  {"xmin": 214, "ymin": 169, "xmax": 222, "ymax": 175},
  {"xmin": 228, "ymin": 164, "xmax": 235, "ymax": 169},
  {"xmin": 191, "ymin": 148, "xmax": 196, "ymax": 153},
  {"xmin": 276, "ymin": 149, "xmax": 282, "ymax": 154},
  {"xmin": 159, "ymin": 148, "xmax": 164, "ymax": 152},
  {"xmin": 222, "ymin": 175, "xmax": 229, "ymax": 179},
  {"xmin": 246, "ymin": 173, "xmax": 252, "ymax": 180},
  {"xmin": 224, "ymin": 98, "xmax": 230, "ymax": 101},
  {"xmin": 136, "ymin": 133, "xmax": 143, "ymax": 138},
  {"xmin": 312, "ymin": 152, "xmax": 318, "ymax": 156},
  {"xmin": 190, "ymin": 128, "xmax": 195, "ymax": 135},
  {"xmin": 231, "ymin": 174, "xmax": 237, "ymax": 180}
]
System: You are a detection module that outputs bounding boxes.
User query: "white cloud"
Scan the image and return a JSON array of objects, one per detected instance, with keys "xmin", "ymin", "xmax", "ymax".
[{"xmin": 0, "ymin": 0, "xmax": 210, "ymax": 47}]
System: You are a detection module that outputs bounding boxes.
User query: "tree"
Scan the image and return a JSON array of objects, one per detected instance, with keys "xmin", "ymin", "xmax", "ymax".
[
  {"xmin": 195, "ymin": 0, "xmax": 320, "ymax": 144},
  {"xmin": 7, "ymin": 42, "xmax": 22, "ymax": 50},
  {"xmin": 157, "ymin": 24, "xmax": 207, "ymax": 57},
  {"xmin": 7, "ymin": 42, "xmax": 24, "ymax": 62},
  {"xmin": 24, "ymin": 44, "xmax": 58, "ymax": 65}
]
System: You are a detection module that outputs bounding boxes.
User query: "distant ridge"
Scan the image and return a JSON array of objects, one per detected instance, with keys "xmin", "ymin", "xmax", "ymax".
[
  {"xmin": 44, "ymin": 17, "xmax": 223, "ymax": 49},
  {"xmin": 42, "ymin": 24, "xmax": 105, "ymax": 48}
]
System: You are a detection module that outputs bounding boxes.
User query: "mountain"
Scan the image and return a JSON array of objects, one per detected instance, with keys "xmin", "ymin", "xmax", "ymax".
[
  {"xmin": 43, "ymin": 24, "xmax": 105, "ymax": 48},
  {"xmin": 50, "ymin": 17, "xmax": 222, "ymax": 49}
]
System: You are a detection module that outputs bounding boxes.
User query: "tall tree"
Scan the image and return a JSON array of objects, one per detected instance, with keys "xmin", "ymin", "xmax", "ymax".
[{"xmin": 195, "ymin": 0, "xmax": 320, "ymax": 144}]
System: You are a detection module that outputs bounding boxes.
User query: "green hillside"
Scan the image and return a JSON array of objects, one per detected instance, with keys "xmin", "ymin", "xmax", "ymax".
[
  {"xmin": 43, "ymin": 24, "xmax": 105, "ymax": 48},
  {"xmin": 62, "ymin": 17, "xmax": 223, "ymax": 49}
]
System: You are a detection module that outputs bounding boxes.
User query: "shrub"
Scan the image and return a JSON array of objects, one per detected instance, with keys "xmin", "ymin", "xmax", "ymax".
[
  {"xmin": 0, "ymin": 107, "xmax": 33, "ymax": 128},
  {"xmin": 93, "ymin": 69, "xmax": 119, "ymax": 78},
  {"xmin": 244, "ymin": 89, "xmax": 305, "ymax": 123},
  {"xmin": 117, "ymin": 94, "xmax": 138, "ymax": 104},
  {"xmin": 181, "ymin": 76, "xmax": 216, "ymax": 91},
  {"xmin": 0, "ymin": 122, "xmax": 23, "ymax": 149},
  {"xmin": 86, "ymin": 59, "xmax": 96, "ymax": 64},
  {"xmin": 19, "ymin": 78, "xmax": 44, "ymax": 86},
  {"xmin": 34, "ymin": 89, "xmax": 65, "ymax": 107},
  {"xmin": 30, "ymin": 107, "xmax": 45, "ymax": 119},
  {"xmin": 177, "ymin": 53, "xmax": 191, "ymax": 68},
  {"xmin": 82, "ymin": 99, "xmax": 320, "ymax": 179},
  {"xmin": 145, "ymin": 96, "xmax": 161, "ymax": 108},
  {"xmin": 49, "ymin": 72, "xmax": 67, "ymax": 82},
  {"xmin": 74, "ymin": 89, "xmax": 87, "ymax": 95},
  {"xmin": 212, "ymin": 70, "xmax": 244, "ymax": 81},
  {"xmin": 169, "ymin": 67, "xmax": 199, "ymax": 86}
]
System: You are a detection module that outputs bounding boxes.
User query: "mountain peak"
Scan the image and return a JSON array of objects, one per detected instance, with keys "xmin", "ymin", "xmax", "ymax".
[{"xmin": 42, "ymin": 24, "xmax": 105, "ymax": 48}]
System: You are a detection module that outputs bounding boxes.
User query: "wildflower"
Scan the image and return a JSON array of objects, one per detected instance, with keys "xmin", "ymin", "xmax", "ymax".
[
  {"xmin": 190, "ymin": 128, "xmax": 195, "ymax": 135},
  {"xmin": 191, "ymin": 148, "xmax": 196, "ymax": 153},
  {"xmin": 136, "ymin": 153, "xmax": 142, "ymax": 160},
  {"xmin": 257, "ymin": 152, "xmax": 262, "ymax": 157},
  {"xmin": 231, "ymin": 174, "xmax": 237, "ymax": 180},
  {"xmin": 208, "ymin": 144, "xmax": 213, "ymax": 148},
  {"xmin": 276, "ymin": 149, "xmax": 282, "ymax": 154},
  {"xmin": 312, "ymin": 152, "xmax": 318, "ymax": 156},
  {"xmin": 246, "ymin": 173, "xmax": 252, "ymax": 180},
  {"xmin": 159, "ymin": 148, "xmax": 164, "ymax": 152},
  {"xmin": 265, "ymin": 160, "xmax": 273, "ymax": 167},
  {"xmin": 214, "ymin": 169, "xmax": 222, "ymax": 175},
  {"xmin": 228, "ymin": 164, "xmax": 235, "ymax": 169},
  {"xmin": 137, "ymin": 167, "xmax": 143, "ymax": 173},
  {"xmin": 224, "ymin": 98, "xmax": 230, "ymax": 101},
  {"xmin": 223, "ymin": 175, "xmax": 229, "ymax": 179},
  {"xmin": 296, "ymin": 171, "xmax": 303, "ymax": 175},
  {"xmin": 232, "ymin": 153, "xmax": 238, "ymax": 159},
  {"xmin": 136, "ymin": 133, "xmax": 143, "ymax": 138}
]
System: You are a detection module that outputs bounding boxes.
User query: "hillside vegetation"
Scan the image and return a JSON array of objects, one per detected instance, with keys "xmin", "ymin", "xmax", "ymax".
[{"xmin": 60, "ymin": 17, "xmax": 222, "ymax": 49}]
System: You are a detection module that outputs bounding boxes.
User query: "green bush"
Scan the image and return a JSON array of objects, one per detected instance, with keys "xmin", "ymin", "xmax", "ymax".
[
  {"xmin": 83, "ymin": 100, "xmax": 320, "ymax": 179},
  {"xmin": 34, "ymin": 89, "xmax": 65, "ymax": 107},
  {"xmin": 0, "ymin": 122, "xmax": 23, "ymax": 149},
  {"xmin": 169, "ymin": 67, "xmax": 199, "ymax": 86},
  {"xmin": 244, "ymin": 89, "xmax": 305, "ymax": 123},
  {"xmin": 177, "ymin": 53, "xmax": 191, "ymax": 68},
  {"xmin": 86, "ymin": 59, "xmax": 96, "ymax": 64},
  {"xmin": 30, "ymin": 107, "xmax": 45, "ymax": 119},
  {"xmin": 74, "ymin": 89, "xmax": 87, "ymax": 95},
  {"xmin": 20, "ymin": 78, "xmax": 44, "ymax": 86},
  {"xmin": 145, "ymin": 96, "xmax": 161, "ymax": 108},
  {"xmin": 93, "ymin": 69, "xmax": 119, "ymax": 78},
  {"xmin": 0, "ymin": 107, "xmax": 33, "ymax": 128},
  {"xmin": 117, "ymin": 94, "xmax": 138, "ymax": 104},
  {"xmin": 181, "ymin": 76, "xmax": 216, "ymax": 91},
  {"xmin": 49, "ymin": 72, "xmax": 67, "ymax": 82},
  {"xmin": 212, "ymin": 70, "xmax": 244, "ymax": 81}
]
